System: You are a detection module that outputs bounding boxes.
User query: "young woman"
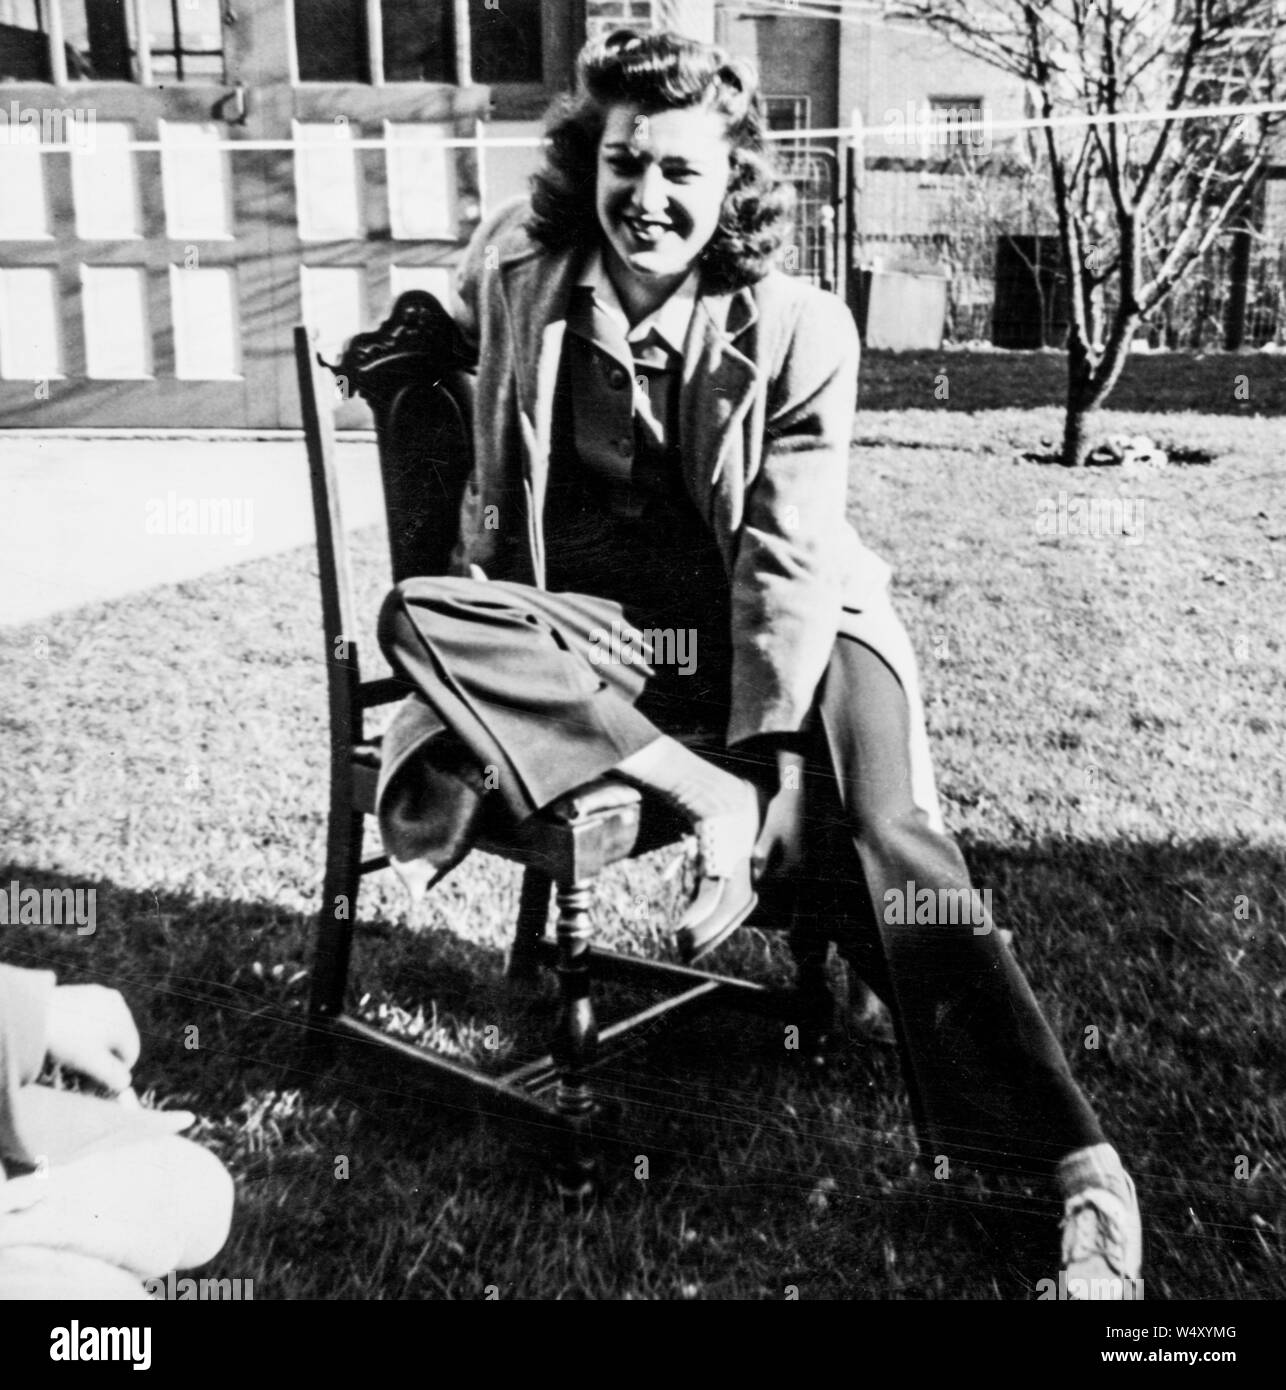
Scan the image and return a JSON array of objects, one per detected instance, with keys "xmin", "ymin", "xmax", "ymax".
[{"xmin": 375, "ymin": 29, "xmax": 1141, "ymax": 1296}]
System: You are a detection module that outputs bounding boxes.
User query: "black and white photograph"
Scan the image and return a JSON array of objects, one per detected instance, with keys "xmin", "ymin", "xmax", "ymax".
[{"xmin": 0, "ymin": 0, "xmax": 1282, "ymax": 1343}]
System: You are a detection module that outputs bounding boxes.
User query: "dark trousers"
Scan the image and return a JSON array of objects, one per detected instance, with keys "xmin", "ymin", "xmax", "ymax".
[{"xmin": 378, "ymin": 576, "xmax": 1105, "ymax": 1175}]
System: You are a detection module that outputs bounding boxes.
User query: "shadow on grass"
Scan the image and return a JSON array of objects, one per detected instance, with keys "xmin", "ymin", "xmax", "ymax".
[
  {"xmin": 2, "ymin": 830, "xmax": 1282, "ymax": 1300},
  {"xmin": 859, "ymin": 350, "xmax": 1286, "ymax": 415}
]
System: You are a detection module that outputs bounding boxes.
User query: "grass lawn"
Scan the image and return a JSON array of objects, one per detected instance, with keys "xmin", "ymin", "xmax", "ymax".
[{"xmin": 1, "ymin": 400, "xmax": 1283, "ymax": 1301}]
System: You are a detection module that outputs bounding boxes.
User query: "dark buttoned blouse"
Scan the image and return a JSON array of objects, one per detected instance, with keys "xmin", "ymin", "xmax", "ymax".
[{"xmin": 543, "ymin": 284, "xmax": 732, "ymax": 738}]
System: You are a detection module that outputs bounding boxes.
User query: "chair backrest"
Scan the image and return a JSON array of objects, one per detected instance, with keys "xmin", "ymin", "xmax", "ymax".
[
  {"xmin": 295, "ymin": 323, "xmax": 359, "ymax": 694},
  {"xmin": 295, "ymin": 291, "xmax": 477, "ymax": 755},
  {"xmin": 331, "ymin": 290, "xmax": 476, "ymax": 584}
]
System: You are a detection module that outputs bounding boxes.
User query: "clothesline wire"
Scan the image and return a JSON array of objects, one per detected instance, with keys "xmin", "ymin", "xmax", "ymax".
[{"xmin": 9, "ymin": 95, "xmax": 1286, "ymax": 153}]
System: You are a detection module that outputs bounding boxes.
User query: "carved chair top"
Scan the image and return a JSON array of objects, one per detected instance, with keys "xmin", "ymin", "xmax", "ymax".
[{"xmin": 326, "ymin": 290, "xmax": 474, "ymax": 409}]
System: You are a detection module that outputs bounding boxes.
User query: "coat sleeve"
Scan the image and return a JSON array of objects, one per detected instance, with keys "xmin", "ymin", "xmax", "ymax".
[
  {"xmin": 449, "ymin": 195, "xmax": 531, "ymax": 355},
  {"xmin": 446, "ymin": 197, "xmax": 534, "ymax": 580},
  {"xmin": 726, "ymin": 287, "xmax": 860, "ymax": 748},
  {"xmin": 0, "ymin": 964, "xmax": 55, "ymax": 1163}
]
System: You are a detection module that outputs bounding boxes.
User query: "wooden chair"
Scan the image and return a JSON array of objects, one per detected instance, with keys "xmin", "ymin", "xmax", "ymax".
[{"xmin": 294, "ymin": 291, "xmax": 838, "ymax": 1198}]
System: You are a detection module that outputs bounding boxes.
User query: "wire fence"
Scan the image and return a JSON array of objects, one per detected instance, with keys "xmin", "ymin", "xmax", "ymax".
[
  {"xmin": 853, "ymin": 160, "xmax": 1286, "ymax": 350},
  {"xmin": 5, "ymin": 104, "xmax": 1284, "ymax": 348}
]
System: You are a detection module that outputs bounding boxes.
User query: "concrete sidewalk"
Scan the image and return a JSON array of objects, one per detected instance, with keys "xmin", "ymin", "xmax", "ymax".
[{"xmin": 0, "ymin": 434, "xmax": 385, "ymax": 628}]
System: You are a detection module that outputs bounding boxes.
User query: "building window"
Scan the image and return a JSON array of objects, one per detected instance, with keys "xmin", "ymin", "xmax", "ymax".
[
  {"xmin": 765, "ymin": 95, "xmax": 810, "ymax": 139},
  {"xmin": 929, "ymin": 96, "xmax": 986, "ymax": 151},
  {"xmin": 296, "ymin": 0, "xmax": 369, "ymax": 83},
  {"xmin": 296, "ymin": 0, "xmax": 542, "ymax": 85},
  {"xmin": 468, "ymin": 0, "xmax": 540, "ymax": 85},
  {"xmin": 381, "ymin": 0, "xmax": 452, "ymax": 83},
  {"xmin": 585, "ymin": 0, "xmax": 654, "ymax": 47},
  {"xmin": 0, "ymin": 0, "xmax": 224, "ymax": 84},
  {"xmin": 0, "ymin": 0, "xmax": 130, "ymax": 80},
  {"xmin": 64, "ymin": 0, "xmax": 134, "ymax": 80},
  {"xmin": 144, "ymin": 0, "xmax": 225, "ymax": 83}
]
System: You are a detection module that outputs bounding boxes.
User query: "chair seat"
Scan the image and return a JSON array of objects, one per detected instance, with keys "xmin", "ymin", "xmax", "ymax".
[
  {"xmin": 349, "ymin": 733, "xmax": 650, "ymax": 880},
  {"xmin": 350, "ymin": 735, "xmax": 641, "ymax": 818}
]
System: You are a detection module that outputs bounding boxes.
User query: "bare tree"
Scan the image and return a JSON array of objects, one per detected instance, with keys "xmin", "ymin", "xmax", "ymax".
[{"xmin": 894, "ymin": 0, "xmax": 1284, "ymax": 464}]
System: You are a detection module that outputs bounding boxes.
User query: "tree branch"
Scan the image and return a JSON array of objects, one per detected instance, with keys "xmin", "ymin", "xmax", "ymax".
[
  {"xmin": 1138, "ymin": 149, "xmax": 1267, "ymax": 312},
  {"xmin": 1132, "ymin": 1, "xmax": 1207, "ymax": 209}
]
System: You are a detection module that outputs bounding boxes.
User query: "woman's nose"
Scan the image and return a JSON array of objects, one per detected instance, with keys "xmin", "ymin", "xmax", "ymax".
[{"xmin": 631, "ymin": 164, "xmax": 668, "ymax": 214}]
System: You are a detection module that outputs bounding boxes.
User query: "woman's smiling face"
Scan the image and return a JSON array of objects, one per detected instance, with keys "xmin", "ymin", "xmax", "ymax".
[{"xmin": 595, "ymin": 102, "xmax": 733, "ymax": 307}]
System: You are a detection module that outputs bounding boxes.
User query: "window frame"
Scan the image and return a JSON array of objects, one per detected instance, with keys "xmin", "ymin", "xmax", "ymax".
[
  {"xmin": 763, "ymin": 95, "xmax": 812, "ymax": 154},
  {"xmin": 287, "ymin": 0, "xmax": 574, "ymax": 116},
  {"xmin": 0, "ymin": 0, "xmax": 228, "ymax": 87},
  {"xmin": 927, "ymin": 94, "xmax": 986, "ymax": 154}
]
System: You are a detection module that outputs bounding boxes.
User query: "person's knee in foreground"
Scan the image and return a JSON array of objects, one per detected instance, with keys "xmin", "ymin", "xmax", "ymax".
[
  {"xmin": 376, "ymin": 27, "xmax": 1141, "ymax": 1296},
  {"xmin": 0, "ymin": 965, "xmax": 234, "ymax": 1299}
]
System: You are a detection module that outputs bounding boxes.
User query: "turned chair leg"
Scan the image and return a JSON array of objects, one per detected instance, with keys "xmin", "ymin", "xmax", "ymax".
[
  {"xmin": 550, "ymin": 877, "xmax": 599, "ymax": 1204},
  {"xmin": 507, "ymin": 868, "xmax": 552, "ymax": 983}
]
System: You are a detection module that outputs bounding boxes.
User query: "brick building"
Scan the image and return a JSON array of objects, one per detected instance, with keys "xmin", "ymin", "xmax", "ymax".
[
  {"xmin": 1, "ymin": 2, "xmax": 1279, "ymax": 427},
  {"xmin": 0, "ymin": 1, "xmax": 722, "ymax": 428}
]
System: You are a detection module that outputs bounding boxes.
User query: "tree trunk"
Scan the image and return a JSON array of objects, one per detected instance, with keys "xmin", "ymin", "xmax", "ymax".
[
  {"xmin": 1061, "ymin": 400, "xmax": 1093, "ymax": 467},
  {"xmin": 1061, "ymin": 305, "xmax": 1140, "ymax": 466},
  {"xmin": 1062, "ymin": 338, "xmax": 1095, "ymax": 466}
]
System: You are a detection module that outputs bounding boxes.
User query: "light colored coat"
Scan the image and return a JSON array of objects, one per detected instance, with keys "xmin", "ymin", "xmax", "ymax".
[
  {"xmin": 448, "ymin": 199, "xmax": 931, "ymax": 790},
  {"xmin": 1, "ymin": 965, "xmax": 182, "ymax": 1187}
]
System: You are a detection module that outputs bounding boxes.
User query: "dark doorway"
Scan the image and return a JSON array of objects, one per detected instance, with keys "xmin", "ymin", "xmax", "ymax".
[{"xmin": 992, "ymin": 234, "xmax": 1068, "ymax": 348}]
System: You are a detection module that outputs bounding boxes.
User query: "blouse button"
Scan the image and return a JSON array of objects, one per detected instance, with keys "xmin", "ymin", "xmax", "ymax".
[
  {"xmin": 617, "ymin": 438, "xmax": 633, "ymax": 458},
  {"xmin": 608, "ymin": 366, "xmax": 628, "ymax": 390}
]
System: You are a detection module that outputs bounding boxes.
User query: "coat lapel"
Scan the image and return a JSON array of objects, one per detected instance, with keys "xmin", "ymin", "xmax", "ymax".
[
  {"xmin": 499, "ymin": 245, "xmax": 583, "ymax": 464},
  {"xmin": 680, "ymin": 285, "xmax": 759, "ymax": 510},
  {"xmin": 497, "ymin": 247, "xmax": 587, "ymax": 584},
  {"xmin": 500, "ymin": 246, "xmax": 761, "ymax": 555}
]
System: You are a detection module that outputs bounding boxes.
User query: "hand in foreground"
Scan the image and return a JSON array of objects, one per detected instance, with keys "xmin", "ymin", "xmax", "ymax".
[{"xmin": 44, "ymin": 984, "xmax": 141, "ymax": 1095}]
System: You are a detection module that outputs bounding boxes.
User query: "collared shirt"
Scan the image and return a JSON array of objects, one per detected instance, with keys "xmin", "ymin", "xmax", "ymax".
[
  {"xmin": 577, "ymin": 249, "xmax": 699, "ymax": 359},
  {"xmin": 576, "ymin": 250, "xmax": 698, "ymax": 450}
]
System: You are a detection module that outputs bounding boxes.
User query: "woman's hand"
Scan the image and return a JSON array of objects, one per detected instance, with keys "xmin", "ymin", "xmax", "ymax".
[
  {"xmin": 44, "ymin": 984, "xmax": 141, "ymax": 1094},
  {"xmin": 750, "ymin": 749, "xmax": 808, "ymax": 885}
]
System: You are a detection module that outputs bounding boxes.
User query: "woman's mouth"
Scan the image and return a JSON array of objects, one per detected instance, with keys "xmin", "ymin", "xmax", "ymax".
[{"xmin": 623, "ymin": 215, "xmax": 673, "ymax": 246}]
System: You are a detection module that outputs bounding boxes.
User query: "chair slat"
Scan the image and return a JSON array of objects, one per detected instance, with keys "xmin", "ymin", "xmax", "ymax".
[{"xmin": 295, "ymin": 326, "xmax": 361, "ymax": 658}]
